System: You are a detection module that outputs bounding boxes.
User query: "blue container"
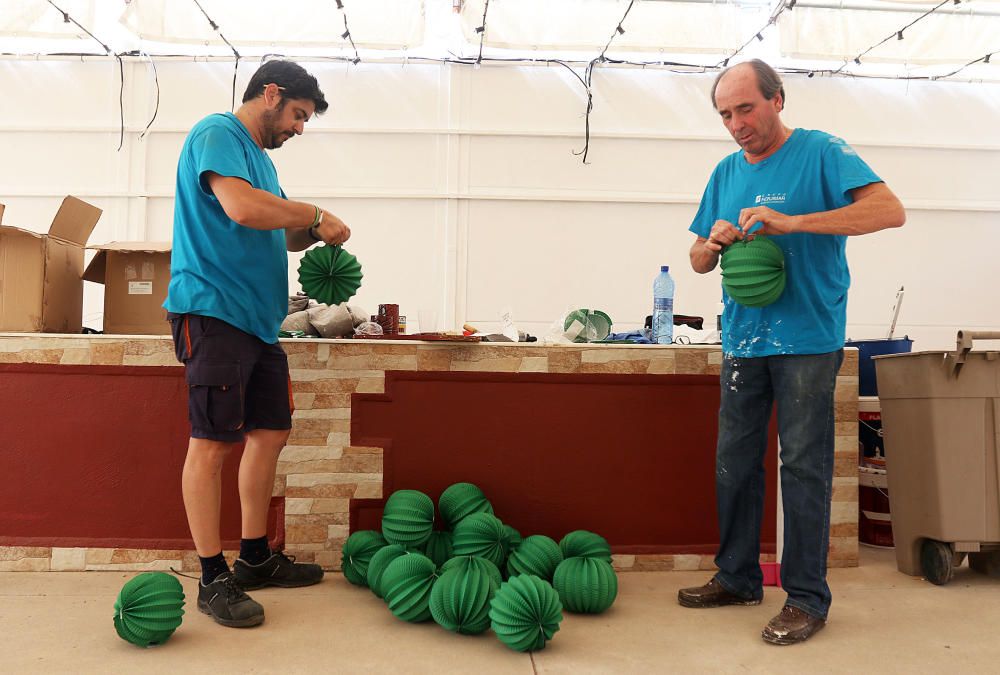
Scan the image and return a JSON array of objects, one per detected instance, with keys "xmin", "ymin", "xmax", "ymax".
[{"xmin": 845, "ymin": 337, "xmax": 913, "ymax": 396}]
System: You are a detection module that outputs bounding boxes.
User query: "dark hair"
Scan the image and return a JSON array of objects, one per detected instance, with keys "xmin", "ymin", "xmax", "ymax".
[
  {"xmin": 711, "ymin": 59, "xmax": 785, "ymax": 110},
  {"xmin": 243, "ymin": 60, "xmax": 329, "ymax": 114}
]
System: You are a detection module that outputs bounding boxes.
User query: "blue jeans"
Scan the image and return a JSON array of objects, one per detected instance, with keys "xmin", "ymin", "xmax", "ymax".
[{"xmin": 713, "ymin": 349, "xmax": 844, "ymax": 620}]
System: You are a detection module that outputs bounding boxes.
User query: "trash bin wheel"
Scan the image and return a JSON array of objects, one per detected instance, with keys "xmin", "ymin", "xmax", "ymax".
[{"xmin": 920, "ymin": 539, "xmax": 954, "ymax": 586}]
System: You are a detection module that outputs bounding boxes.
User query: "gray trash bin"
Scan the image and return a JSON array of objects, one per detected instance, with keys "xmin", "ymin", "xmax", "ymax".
[{"xmin": 874, "ymin": 330, "xmax": 1000, "ymax": 585}]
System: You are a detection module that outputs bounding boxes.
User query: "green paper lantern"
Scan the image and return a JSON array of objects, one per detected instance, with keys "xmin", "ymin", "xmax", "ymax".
[
  {"xmin": 559, "ymin": 530, "xmax": 612, "ymax": 563},
  {"xmin": 429, "ymin": 565, "xmax": 497, "ymax": 635},
  {"xmin": 382, "ymin": 489, "xmax": 435, "ymax": 548},
  {"xmin": 506, "ymin": 535, "xmax": 563, "ymax": 581},
  {"xmin": 367, "ymin": 544, "xmax": 410, "ymax": 599},
  {"xmin": 382, "ymin": 553, "xmax": 438, "ymax": 623},
  {"xmin": 489, "ymin": 574, "xmax": 563, "ymax": 652},
  {"xmin": 720, "ymin": 236, "xmax": 786, "ymax": 308},
  {"xmin": 438, "ymin": 482, "xmax": 494, "ymax": 529},
  {"xmin": 452, "ymin": 513, "xmax": 508, "ymax": 568},
  {"xmin": 113, "ymin": 572, "xmax": 185, "ymax": 647},
  {"xmin": 502, "ymin": 524, "xmax": 523, "ymax": 553},
  {"xmin": 341, "ymin": 530, "xmax": 387, "ymax": 587},
  {"xmin": 553, "ymin": 557, "xmax": 618, "ymax": 614},
  {"xmin": 422, "ymin": 530, "xmax": 454, "ymax": 568},
  {"xmin": 440, "ymin": 555, "xmax": 503, "ymax": 591},
  {"xmin": 297, "ymin": 244, "xmax": 363, "ymax": 306}
]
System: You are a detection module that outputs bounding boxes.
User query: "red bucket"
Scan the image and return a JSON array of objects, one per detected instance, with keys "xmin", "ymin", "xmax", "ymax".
[{"xmin": 859, "ymin": 465, "xmax": 893, "ymax": 547}]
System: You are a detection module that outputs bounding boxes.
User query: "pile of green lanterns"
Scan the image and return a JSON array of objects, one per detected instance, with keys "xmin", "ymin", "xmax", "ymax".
[{"xmin": 341, "ymin": 482, "xmax": 619, "ymax": 652}]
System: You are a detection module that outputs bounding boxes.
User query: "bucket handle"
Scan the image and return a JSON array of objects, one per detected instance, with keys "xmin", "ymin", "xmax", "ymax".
[{"xmin": 948, "ymin": 330, "xmax": 1000, "ymax": 375}]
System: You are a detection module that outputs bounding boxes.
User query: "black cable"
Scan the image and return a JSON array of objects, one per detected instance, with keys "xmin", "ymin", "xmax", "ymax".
[
  {"xmin": 476, "ymin": 0, "xmax": 491, "ymax": 65},
  {"xmin": 716, "ymin": 0, "xmax": 793, "ymax": 68},
  {"xmin": 573, "ymin": 0, "xmax": 636, "ymax": 164},
  {"xmin": 45, "ymin": 0, "xmax": 110, "ymax": 54},
  {"xmin": 191, "ymin": 0, "xmax": 242, "ymax": 109},
  {"xmin": 116, "ymin": 53, "xmax": 124, "ymax": 151},
  {"xmin": 139, "ymin": 52, "xmax": 160, "ymax": 141},
  {"xmin": 835, "ymin": 0, "xmax": 955, "ymax": 73},
  {"xmin": 336, "ymin": 0, "xmax": 361, "ymax": 65},
  {"xmin": 935, "ymin": 49, "xmax": 998, "ymax": 79}
]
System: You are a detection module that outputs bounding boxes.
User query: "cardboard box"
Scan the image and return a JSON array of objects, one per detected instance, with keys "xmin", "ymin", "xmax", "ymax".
[
  {"xmin": 0, "ymin": 196, "xmax": 103, "ymax": 333},
  {"xmin": 83, "ymin": 242, "xmax": 172, "ymax": 335}
]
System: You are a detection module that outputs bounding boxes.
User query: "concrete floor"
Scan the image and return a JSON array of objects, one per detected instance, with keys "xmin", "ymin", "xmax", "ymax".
[{"xmin": 1, "ymin": 546, "xmax": 997, "ymax": 674}]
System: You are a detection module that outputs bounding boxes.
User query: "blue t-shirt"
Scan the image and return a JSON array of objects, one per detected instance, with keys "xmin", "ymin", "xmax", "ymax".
[
  {"xmin": 689, "ymin": 129, "xmax": 881, "ymax": 357},
  {"xmin": 164, "ymin": 112, "xmax": 288, "ymax": 343}
]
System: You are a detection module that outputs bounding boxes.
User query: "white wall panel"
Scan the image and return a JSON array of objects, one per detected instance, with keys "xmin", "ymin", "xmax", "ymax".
[{"xmin": 0, "ymin": 58, "xmax": 997, "ymax": 345}]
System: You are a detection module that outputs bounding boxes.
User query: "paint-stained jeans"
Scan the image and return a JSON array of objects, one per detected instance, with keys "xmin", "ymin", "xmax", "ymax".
[{"xmin": 712, "ymin": 349, "xmax": 844, "ymax": 620}]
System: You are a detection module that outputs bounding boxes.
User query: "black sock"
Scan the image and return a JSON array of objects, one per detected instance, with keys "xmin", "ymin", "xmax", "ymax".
[
  {"xmin": 239, "ymin": 536, "xmax": 271, "ymax": 566},
  {"xmin": 199, "ymin": 552, "xmax": 229, "ymax": 585}
]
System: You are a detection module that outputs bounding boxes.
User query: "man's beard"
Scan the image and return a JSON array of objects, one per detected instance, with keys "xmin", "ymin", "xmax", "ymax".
[{"xmin": 260, "ymin": 109, "xmax": 288, "ymax": 149}]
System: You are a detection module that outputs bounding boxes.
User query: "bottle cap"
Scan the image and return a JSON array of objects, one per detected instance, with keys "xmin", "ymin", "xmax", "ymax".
[{"xmin": 660, "ymin": 265, "xmax": 670, "ymax": 272}]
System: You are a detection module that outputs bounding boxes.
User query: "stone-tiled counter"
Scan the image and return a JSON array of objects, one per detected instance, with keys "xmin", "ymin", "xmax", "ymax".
[{"xmin": 0, "ymin": 335, "xmax": 858, "ymax": 572}]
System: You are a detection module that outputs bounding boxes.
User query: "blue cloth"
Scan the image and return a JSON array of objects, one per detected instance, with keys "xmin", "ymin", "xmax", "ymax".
[
  {"xmin": 689, "ymin": 129, "xmax": 881, "ymax": 357},
  {"xmin": 713, "ymin": 350, "xmax": 843, "ymax": 619},
  {"xmin": 605, "ymin": 331, "xmax": 652, "ymax": 344},
  {"xmin": 164, "ymin": 112, "xmax": 289, "ymax": 343}
]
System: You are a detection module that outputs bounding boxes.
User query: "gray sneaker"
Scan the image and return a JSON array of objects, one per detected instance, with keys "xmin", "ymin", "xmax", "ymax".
[{"xmin": 197, "ymin": 572, "xmax": 265, "ymax": 628}]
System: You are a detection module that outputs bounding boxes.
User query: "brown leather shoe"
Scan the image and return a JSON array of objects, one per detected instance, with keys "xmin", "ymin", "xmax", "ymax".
[
  {"xmin": 761, "ymin": 605, "xmax": 826, "ymax": 645},
  {"xmin": 677, "ymin": 578, "xmax": 762, "ymax": 608}
]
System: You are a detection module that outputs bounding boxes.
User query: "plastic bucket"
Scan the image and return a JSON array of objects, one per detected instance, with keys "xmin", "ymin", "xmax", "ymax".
[
  {"xmin": 859, "ymin": 466, "xmax": 893, "ymax": 547},
  {"xmin": 858, "ymin": 396, "xmax": 884, "ymax": 467},
  {"xmin": 845, "ymin": 337, "xmax": 913, "ymax": 396}
]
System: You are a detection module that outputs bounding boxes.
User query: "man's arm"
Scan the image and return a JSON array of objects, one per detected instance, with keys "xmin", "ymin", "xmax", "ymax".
[
  {"xmin": 737, "ymin": 182, "xmax": 906, "ymax": 237},
  {"xmin": 205, "ymin": 173, "xmax": 350, "ymax": 251}
]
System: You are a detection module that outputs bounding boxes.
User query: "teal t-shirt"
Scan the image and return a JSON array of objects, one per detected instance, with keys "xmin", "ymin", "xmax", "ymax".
[
  {"xmin": 164, "ymin": 112, "xmax": 288, "ymax": 343},
  {"xmin": 689, "ymin": 129, "xmax": 881, "ymax": 357}
]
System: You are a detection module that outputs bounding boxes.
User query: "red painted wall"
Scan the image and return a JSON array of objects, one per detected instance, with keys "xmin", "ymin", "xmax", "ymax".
[
  {"xmin": 0, "ymin": 364, "xmax": 277, "ymax": 549},
  {"xmin": 350, "ymin": 371, "xmax": 778, "ymax": 554}
]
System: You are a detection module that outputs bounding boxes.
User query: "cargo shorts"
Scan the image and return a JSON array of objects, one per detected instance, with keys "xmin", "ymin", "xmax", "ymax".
[{"xmin": 168, "ymin": 313, "xmax": 294, "ymax": 442}]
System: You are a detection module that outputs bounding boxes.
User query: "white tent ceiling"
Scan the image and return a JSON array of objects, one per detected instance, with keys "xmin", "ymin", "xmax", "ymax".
[{"xmin": 0, "ymin": 0, "xmax": 996, "ymax": 80}]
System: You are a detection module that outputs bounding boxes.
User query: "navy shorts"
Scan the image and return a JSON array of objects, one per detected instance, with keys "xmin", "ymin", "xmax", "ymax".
[{"xmin": 168, "ymin": 313, "xmax": 294, "ymax": 443}]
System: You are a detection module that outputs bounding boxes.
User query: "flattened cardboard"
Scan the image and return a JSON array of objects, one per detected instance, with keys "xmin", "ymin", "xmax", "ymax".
[
  {"xmin": 83, "ymin": 242, "xmax": 172, "ymax": 335},
  {"xmin": 0, "ymin": 196, "xmax": 102, "ymax": 333}
]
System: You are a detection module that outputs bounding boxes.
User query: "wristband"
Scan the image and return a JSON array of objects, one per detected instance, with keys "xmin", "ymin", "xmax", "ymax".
[{"xmin": 310, "ymin": 205, "xmax": 321, "ymax": 227}]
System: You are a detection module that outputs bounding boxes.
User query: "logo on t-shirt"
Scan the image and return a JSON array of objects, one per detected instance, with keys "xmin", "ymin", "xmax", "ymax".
[{"xmin": 754, "ymin": 192, "xmax": 786, "ymax": 205}]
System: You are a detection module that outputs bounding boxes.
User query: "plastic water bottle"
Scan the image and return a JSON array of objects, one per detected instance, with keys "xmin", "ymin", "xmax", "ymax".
[{"xmin": 653, "ymin": 265, "xmax": 675, "ymax": 344}]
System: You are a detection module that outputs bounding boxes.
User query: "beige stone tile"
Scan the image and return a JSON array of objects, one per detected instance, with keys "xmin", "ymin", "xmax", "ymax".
[
  {"xmin": 646, "ymin": 356, "xmax": 678, "ymax": 374},
  {"xmin": 0, "ymin": 558, "xmax": 49, "ymax": 571},
  {"xmin": 517, "ymin": 356, "xmax": 549, "ymax": 373},
  {"xmin": 631, "ymin": 555, "xmax": 675, "ymax": 572},
  {"xmin": 280, "ymin": 445, "xmax": 343, "ymax": 463},
  {"xmin": 450, "ymin": 358, "xmax": 522, "ymax": 372},
  {"xmin": 59, "ymin": 349, "xmax": 91, "ymax": 365},
  {"xmin": 0, "ymin": 547, "xmax": 51, "ymax": 561},
  {"xmin": 675, "ymin": 350, "xmax": 709, "ymax": 374},
  {"xmin": 292, "ymin": 392, "xmax": 317, "ymax": 410},
  {"xmin": 285, "ymin": 498, "xmax": 314, "ymax": 515},
  {"xmin": 85, "ymin": 548, "xmax": 114, "ymax": 565},
  {"xmin": 671, "ymin": 554, "xmax": 702, "ymax": 571},
  {"xmin": 310, "ymin": 498, "xmax": 351, "ymax": 515},
  {"xmin": 611, "ymin": 554, "xmax": 635, "ymax": 570},
  {"xmin": 50, "ymin": 548, "xmax": 87, "ymax": 571}
]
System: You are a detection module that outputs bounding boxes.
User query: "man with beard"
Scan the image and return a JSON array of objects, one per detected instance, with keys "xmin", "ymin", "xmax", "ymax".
[
  {"xmin": 164, "ymin": 60, "xmax": 350, "ymax": 628},
  {"xmin": 678, "ymin": 60, "xmax": 905, "ymax": 644}
]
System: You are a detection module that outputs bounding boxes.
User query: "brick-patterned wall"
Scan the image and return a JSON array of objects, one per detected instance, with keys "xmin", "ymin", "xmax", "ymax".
[{"xmin": 0, "ymin": 335, "xmax": 859, "ymax": 572}]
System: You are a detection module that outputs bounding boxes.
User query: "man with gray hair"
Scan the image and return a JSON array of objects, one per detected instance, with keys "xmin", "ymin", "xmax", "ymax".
[{"xmin": 679, "ymin": 59, "xmax": 905, "ymax": 644}]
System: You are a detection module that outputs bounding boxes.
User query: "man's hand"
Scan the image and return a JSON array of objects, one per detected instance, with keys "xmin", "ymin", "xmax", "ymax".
[
  {"xmin": 704, "ymin": 219, "xmax": 744, "ymax": 253},
  {"xmin": 314, "ymin": 210, "xmax": 351, "ymax": 246},
  {"xmin": 737, "ymin": 206, "xmax": 798, "ymax": 236}
]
